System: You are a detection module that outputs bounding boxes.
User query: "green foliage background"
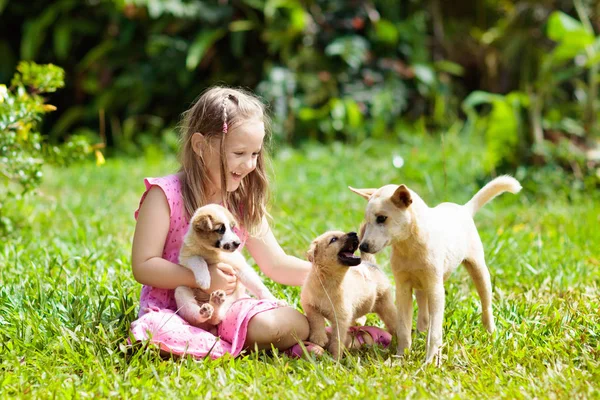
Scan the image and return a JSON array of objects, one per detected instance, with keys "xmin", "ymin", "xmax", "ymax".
[{"xmin": 1, "ymin": 0, "xmax": 599, "ymax": 172}]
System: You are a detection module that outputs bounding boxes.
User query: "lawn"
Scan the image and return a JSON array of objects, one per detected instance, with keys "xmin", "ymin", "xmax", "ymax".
[{"xmin": 1, "ymin": 132, "xmax": 599, "ymax": 399}]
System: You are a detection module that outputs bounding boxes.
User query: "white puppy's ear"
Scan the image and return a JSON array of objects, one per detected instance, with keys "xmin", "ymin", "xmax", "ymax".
[
  {"xmin": 392, "ymin": 185, "xmax": 412, "ymax": 208},
  {"xmin": 348, "ymin": 186, "xmax": 376, "ymax": 200},
  {"xmin": 306, "ymin": 241, "xmax": 318, "ymax": 263},
  {"xmin": 194, "ymin": 214, "xmax": 214, "ymax": 232}
]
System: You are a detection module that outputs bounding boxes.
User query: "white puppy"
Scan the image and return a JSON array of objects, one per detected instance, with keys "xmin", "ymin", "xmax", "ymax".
[
  {"xmin": 350, "ymin": 176, "xmax": 521, "ymax": 366},
  {"xmin": 175, "ymin": 204, "xmax": 285, "ymax": 327}
]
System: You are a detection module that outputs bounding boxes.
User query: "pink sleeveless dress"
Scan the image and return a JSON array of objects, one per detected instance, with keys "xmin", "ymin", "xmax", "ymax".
[{"xmin": 129, "ymin": 174, "xmax": 281, "ymax": 359}]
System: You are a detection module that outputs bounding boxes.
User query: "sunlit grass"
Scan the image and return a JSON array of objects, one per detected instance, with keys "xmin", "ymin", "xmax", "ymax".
[{"xmin": 1, "ymin": 134, "xmax": 598, "ymax": 398}]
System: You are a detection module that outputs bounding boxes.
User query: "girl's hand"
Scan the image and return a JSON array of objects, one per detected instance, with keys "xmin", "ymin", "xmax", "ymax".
[{"xmin": 205, "ymin": 263, "xmax": 237, "ymax": 295}]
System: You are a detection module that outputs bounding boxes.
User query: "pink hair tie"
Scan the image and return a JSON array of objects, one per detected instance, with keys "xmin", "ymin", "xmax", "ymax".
[{"xmin": 222, "ymin": 122, "xmax": 228, "ymax": 134}]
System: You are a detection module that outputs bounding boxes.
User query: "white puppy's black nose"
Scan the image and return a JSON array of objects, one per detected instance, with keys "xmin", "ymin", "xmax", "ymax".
[
  {"xmin": 359, "ymin": 242, "xmax": 370, "ymax": 253},
  {"xmin": 232, "ymin": 241, "xmax": 240, "ymax": 250}
]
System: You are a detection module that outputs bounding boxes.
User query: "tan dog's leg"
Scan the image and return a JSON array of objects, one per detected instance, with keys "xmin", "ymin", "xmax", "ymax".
[
  {"xmin": 415, "ymin": 289, "xmax": 429, "ymax": 332},
  {"xmin": 425, "ymin": 280, "xmax": 445, "ymax": 366},
  {"xmin": 174, "ymin": 286, "xmax": 213, "ymax": 325},
  {"xmin": 304, "ymin": 304, "xmax": 328, "ymax": 347},
  {"xmin": 328, "ymin": 313, "xmax": 351, "ymax": 360},
  {"xmin": 464, "ymin": 246, "xmax": 496, "ymax": 333},
  {"xmin": 375, "ymin": 289, "xmax": 399, "ymax": 335},
  {"xmin": 395, "ymin": 278, "xmax": 413, "ymax": 356}
]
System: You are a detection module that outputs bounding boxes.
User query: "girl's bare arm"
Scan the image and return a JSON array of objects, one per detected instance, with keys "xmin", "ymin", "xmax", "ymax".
[{"xmin": 245, "ymin": 217, "xmax": 311, "ymax": 286}]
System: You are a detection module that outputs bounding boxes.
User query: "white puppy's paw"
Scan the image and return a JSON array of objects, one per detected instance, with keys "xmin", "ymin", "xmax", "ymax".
[
  {"xmin": 209, "ymin": 290, "xmax": 227, "ymax": 305},
  {"xmin": 198, "ymin": 303, "xmax": 214, "ymax": 319}
]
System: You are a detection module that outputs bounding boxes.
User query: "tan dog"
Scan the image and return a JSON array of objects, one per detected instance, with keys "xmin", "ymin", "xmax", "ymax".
[
  {"xmin": 175, "ymin": 204, "xmax": 285, "ymax": 327},
  {"xmin": 350, "ymin": 176, "xmax": 521, "ymax": 366},
  {"xmin": 301, "ymin": 230, "xmax": 398, "ymax": 360}
]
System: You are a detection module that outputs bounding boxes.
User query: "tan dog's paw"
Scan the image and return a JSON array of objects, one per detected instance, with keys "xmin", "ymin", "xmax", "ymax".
[
  {"xmin": 328, "ymin": 342, "xmax": 344, "ymax": 361},
  {"xmin": 199, "ymin": 303, "xmax": 214, "ymax": 319},
  {"xmin": 209, "ymin": 290, "xmax": 226, "ymax": 305},
  {"xmin": 309, "ymin": 332, "xmax": 328, "ymax": 348}
]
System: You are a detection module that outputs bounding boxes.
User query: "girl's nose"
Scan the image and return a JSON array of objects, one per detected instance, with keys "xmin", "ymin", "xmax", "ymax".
[{"xmin": 245, "ymin": 157, "xmax": 256, "ymax": 171}]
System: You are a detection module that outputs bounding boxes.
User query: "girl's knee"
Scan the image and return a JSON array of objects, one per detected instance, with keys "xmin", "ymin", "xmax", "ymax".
[{"xmin": 249, "ymin": 307, "xmax": 309, "ymax": 346}]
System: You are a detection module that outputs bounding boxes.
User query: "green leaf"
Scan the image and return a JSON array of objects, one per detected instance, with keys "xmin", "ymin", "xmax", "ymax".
[
  {"xmin": 21, "ymin": 7, "xmax": 59, "ymax": 60},
  {"xmin": 462, "ymin": 90, "xmax": 504, "ymax": 113},
  {"xmin": 374, "ymin": 19, "xmax": 399, "ymax": 45},
  {"xmin": 413, "ymin": 63, "xmax": 436, "ymax": 86},
  {"xmin": 547, "ymin": 12, "xmax": 591, "ymax": 42},
  {"xmin": 229, "ymin": 20, "xmax": 255, "ymax": 32},
  {"xmin": 547, "ymin": 11, "xmax": 594, "ymax": 62},
  {"xmin": 325, "ymin": 36, "xmax": 369, "ymax": 70},
  {"xmin": 186, "ymin": 29, "xmax": 226, "ymax": 71},
  {"xmin": 434, "ymin": 60, "xmax": 464, "ymax": 77},
  {"xmin": 53, "ymin": 22, "xmax": 72, "ymax": 61}
]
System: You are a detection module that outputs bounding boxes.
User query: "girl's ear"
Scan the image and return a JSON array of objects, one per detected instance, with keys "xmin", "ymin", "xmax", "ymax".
[{"xmin": 191, "ymin": 132, "xmax": 205, "ymax": 157}]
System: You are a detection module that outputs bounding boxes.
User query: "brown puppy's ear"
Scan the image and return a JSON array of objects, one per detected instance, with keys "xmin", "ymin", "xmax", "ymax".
[
  {"xmin": 392, "ymin": 185, "xmax": 412, "ymax": 208},
  {"xmin": 194, "ymin": 214, "xmax": 214, "ymax": 232},
  {"xmin": 306, "ymin": 241, "xmax": 318, "ymax": 263},
  {"xmin": 348, "ymin": 186, "xmax": 376, "ymax": 201}
]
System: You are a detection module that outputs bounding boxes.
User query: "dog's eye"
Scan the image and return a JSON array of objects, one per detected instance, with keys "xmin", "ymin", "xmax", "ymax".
[
  {"xmin": 329, "ymin": 237, "xmax": 338, "ymax": 244},
  {"xmin": 215, "ymin": 225, "xmax": 226, "ymax": 234},
  {"xmin": 376, "ymin": 215, "xmax": 387, "ymax": 224}
]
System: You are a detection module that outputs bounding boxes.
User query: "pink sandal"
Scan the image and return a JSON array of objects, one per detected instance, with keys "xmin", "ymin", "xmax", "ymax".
[
  {"xmin": 284, "ymin": 341, "xmax": 326, "ymax": 358},
  {"xmin": 348, "ymin": 326, "xmax": 393, "ymax": 348},
  {"xmin": 325, "ymin": 326, "xmax": 393, "ymax": 348}
]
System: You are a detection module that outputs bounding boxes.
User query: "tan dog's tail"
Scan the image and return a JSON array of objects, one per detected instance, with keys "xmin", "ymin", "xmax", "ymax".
[{"xmin": 465, "ymin": 175, "xmax": 521, "ymax": 216}]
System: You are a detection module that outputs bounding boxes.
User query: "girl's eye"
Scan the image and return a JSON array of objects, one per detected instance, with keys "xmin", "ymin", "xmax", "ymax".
[
  {"xmin": 234, "ymin": 152, "xmax": 244, "ymax": 156},
  {"xmin": 376, "ymin": 215, "xmax": 387, "ymax": 224},
  {"xmin": 329, "ymin": 237, "xmax": 338, "ymax": 244}
]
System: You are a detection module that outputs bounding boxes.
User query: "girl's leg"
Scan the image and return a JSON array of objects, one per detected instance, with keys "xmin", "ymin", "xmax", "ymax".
[{"xmin": 244, "ymin": 306, "xmax": 309, "ymax": 350}]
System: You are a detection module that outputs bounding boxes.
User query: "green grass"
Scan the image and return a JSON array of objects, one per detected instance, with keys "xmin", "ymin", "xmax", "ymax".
[{"xmin": 1, "ymin": 132, "xmax": 599, "ymax": 398}]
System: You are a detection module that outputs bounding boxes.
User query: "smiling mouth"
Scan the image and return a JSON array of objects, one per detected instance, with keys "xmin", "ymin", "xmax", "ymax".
[
  {"xmin": 337, "ymin": 237, "xmax": 361, "ymax": 266},
  {"xmin": 231, "ymin": 172, "xmax": 242, "ymax": 180}
]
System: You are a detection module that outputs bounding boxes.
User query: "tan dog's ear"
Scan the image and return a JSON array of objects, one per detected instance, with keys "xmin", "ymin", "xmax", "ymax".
[
  {"xmin": 306, "ymin": 241, "xmax": 318, "ymax": 263},
  {"xmin": 348, "ymin": 186, "xmax": 377, "ymax": 200},
  {"xmin": 194, "ymin": 214, "xmax": 214, "ymax": 232},
  {"xmin": 392, "ymin": 185, "xmax": 412, "ymax": 208}
]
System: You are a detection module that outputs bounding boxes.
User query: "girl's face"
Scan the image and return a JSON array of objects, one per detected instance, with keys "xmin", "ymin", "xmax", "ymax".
[{"xmin": 203, "ymin": 118, "xmax": 265, "ymax": 195}]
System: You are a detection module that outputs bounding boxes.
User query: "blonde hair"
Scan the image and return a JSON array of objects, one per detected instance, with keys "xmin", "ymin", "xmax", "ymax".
[{"xmin": 179, "ymin": 86, "xmax": 271, "ymax": 234}]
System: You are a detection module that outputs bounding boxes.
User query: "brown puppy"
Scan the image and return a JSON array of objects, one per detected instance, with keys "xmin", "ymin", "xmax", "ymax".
[
  {"xmin": 175, "ymin": 204, "xmax": 285, "ymax": 327},
  {"xmin": 300, "ymin": 230, "xmax": 398, "ymax": 360}
]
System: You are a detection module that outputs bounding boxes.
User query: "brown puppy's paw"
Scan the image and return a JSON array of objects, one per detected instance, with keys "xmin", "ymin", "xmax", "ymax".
[
  {"xmin": 309, "ymin": 332, "xmax": 328, "ymax": 348},
  {"xmin": 199, "ymin": 303, "xmax": 214, "ymax": 319},
  {"xmin": 209, "ymin": 290, "xmax": 226, "ymax": 305}
]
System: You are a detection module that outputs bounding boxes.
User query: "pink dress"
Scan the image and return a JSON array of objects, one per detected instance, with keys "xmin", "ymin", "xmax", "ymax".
[{"xmin": 129, "ymin": 174, "xmax": 281, "ymax": 359}]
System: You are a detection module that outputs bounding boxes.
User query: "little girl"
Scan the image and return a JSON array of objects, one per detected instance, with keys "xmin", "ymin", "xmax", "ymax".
[{"xmin": 130, "ymin": 86, "xmax": 391, "ymax": 359}]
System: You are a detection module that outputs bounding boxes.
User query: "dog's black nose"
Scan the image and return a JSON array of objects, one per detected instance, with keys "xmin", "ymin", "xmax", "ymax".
[
  {"xmin": 347, "ymin": 232, "xmax": 357, "ymax": 237},
  {"xmin": 359, "ymin": 242, "xmax": 369, "ymax": 253},
  {"xmin": 232, "ymin": 241, "xmax": 240, "ymax": 249},
  {"xmin": 223, "ymin": 243, "xmax": 231, "ymax": 250}
]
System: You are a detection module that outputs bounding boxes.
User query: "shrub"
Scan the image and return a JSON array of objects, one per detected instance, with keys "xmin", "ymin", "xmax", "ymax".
[{"xmin": 0, "ymin": 61, "xmax": 100, "ymax": 233}]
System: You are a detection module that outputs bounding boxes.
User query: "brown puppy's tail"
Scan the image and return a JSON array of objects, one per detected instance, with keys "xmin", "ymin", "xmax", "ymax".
[{"xmin": 465, "ymin": 175, "xmax": 521, "ymax": 216}]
